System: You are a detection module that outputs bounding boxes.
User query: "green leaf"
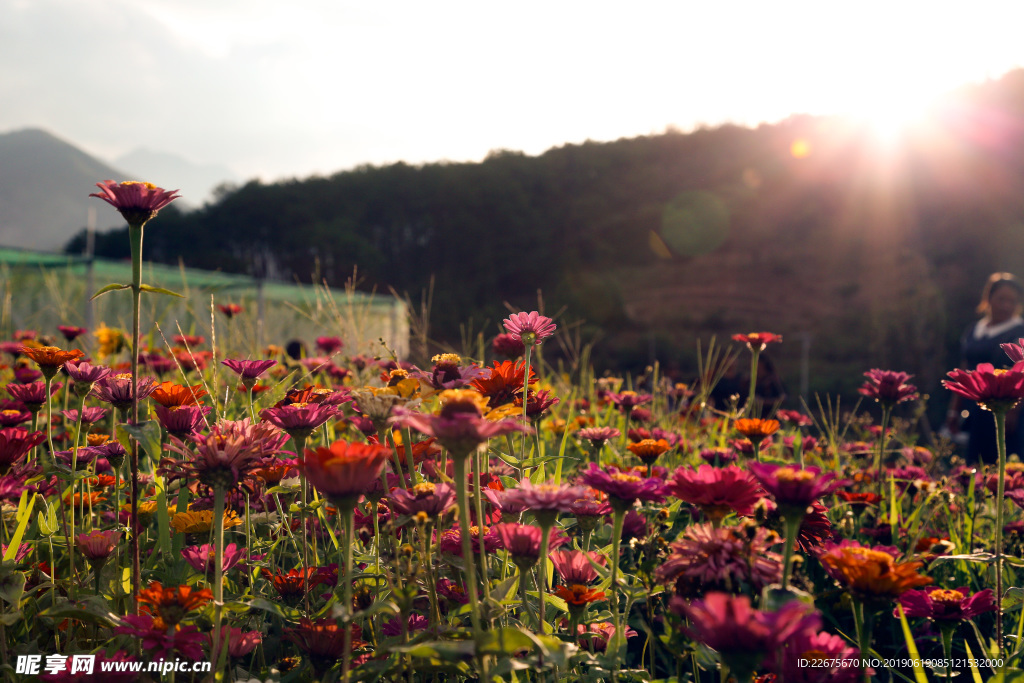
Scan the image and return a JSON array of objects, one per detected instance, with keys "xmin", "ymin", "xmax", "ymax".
[
  {"xmin": 120, "ymin": 421, "xmax": 163, "ymax": 462},
  {"xmin": 965, "ymin": 641, "xmax": 985, "ymax": 683},
  {"xmin": 90, "ymin": 282, "xmax": 131, "ymax": 300},
  {"xmin": 895, "ymin": 603, "xmax": 929, "ymax": 683},
  {"xmin": 37, "ymin": 501, "xmax": 58, "ymax": 536},
  {"xmin": 0, "ymin": 567, "xmax": 25, "ymax": 605},
  {"xmin": 4, "ymin": 493, "xmax": 36, "ymax": 561},
  {"xmin": 139, "ymin": 284, "xmax": 185, "ymax": 298}
]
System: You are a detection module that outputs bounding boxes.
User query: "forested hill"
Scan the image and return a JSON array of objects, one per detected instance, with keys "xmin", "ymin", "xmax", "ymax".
[{"xmin": 68, "ymin": 69, "xmax": 1024, "ymax": 395}]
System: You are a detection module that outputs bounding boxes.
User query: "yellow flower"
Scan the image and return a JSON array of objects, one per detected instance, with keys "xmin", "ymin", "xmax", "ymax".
[
  {"xmin": 93, "ymin": 324, "xmax": 125, "ymax": 359},
  {"xmin": 170, "ymin": 509, "xmax": 241, "ymax": 534}
]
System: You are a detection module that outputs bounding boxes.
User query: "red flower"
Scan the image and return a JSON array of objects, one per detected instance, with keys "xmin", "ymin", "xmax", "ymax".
[
  {"xmin": 90, "ymin": 180, "xmax": 180, "ymax": 226},
  {"xmin": 859, "ymin": 369, "xmax": 919, "ymax": 406},
  {"xmin": 943, "ymin": 362, "xmax": 1024, "ymax": 412},
  {"xmin": 554, "ymin": 584, "xmax": 606, "ymax": 606},
  {"xmin": 471, "ymin": 360, "xmax": 537, "ymax": 408},
  {"xmin": 300, "ymin": 440, "xmax": 391, "ymax": 507},
  {"xmin": 217, "ymin": 303, "xmax": 244, "ymax": 318},
  {"xmin": 732, "ymin": 332, "xmax": 783, "ymax": 351}
]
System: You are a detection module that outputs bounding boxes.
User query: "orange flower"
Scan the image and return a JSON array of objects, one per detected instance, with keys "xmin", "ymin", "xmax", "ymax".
[
  {"xmin": 63, "ymin": 491, "xmax": 106, "ymax": 507},
  {"xmin": 627, "ymin": 438, "xmax": 671, "ymax": 466},
  {"xmin": 734, "ymin": 418, "xmax": 780, "ymax": 441},
  {"xmin": 86, "ymin": 433, "xmax": 111, "ymax": 446},
  {"xmin": 819, "ymin": 542, "xmax": 932, "ymax": 601},
  {"xmin": 150, "ymin": 381, "xmax": 207, "ymax": 407},
  {"xmin": 22, "ymin": 346, "xmax": 84, "ymax": 378},
  {"xmin": 137, "ymin": 581, "xmax": 212, "ymax": 628},
  {"xmin": 554, "ymin": 584, "xmax": 606, "ymax": 606},
  {"xmin": 301, "ymin": 440, "xmax": 390, "ymax": 507}
]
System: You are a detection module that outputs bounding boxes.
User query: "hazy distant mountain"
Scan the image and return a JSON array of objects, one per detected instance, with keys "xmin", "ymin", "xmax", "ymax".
[
  {"xmin": 114, "ymin": 148, "xmax": 240, "ymax": 206},
  {"xmin": 0, "ymin": 128, "xmax": 127, "ymax": 250}
]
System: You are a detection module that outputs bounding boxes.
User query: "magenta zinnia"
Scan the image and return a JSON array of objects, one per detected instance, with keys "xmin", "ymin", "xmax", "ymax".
[
  {"xmin": 391, "ymin": 389, "xmax": 529, "ymax": 458},
  {"xmin": 943, "ymin": 362, "xmax": 1024, "ymax": 412},
  {"xmin": 579, "ymin": 463, "xmax": 667, "ymax": 512},
  {"xmin": 749, "ymin": 462, "xmax": 842, "ymax": 511},
  {"xmin": 492, "ymin": 522, "xmax": 569, "ymax": 568},
  {"xmin": 503, "ymin": 311, "xmax": 557, "ymax": 346},
  {"xmin": 387, "ymin": 481, "xmax": 456, "ymax": 519},
  {"xmin": 656, "ymin": 523, "xmax": 783, "ymax": 597},
  {"xmin": 667, "ymin": 464, "xmax": 762, "ymax": 521},
  {"xmin": 550, "ymin": 549, "xmax": 606, "ymax": 584},
  {"xmin": 897, "ymin": 586, "xmax": 996, "ymax": 621},
  {"xmin": 90, "ymin": 180, "xmax": 181, "ymax": 227},
  {"xmin": 858, "ymin": 369, "xmax": 919, "ymax": 406}
]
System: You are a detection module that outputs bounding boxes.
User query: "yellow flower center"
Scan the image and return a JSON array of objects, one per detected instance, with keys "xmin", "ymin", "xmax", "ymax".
[
  {"xmin": 121, "ymin": 181, "xmax": 158, "ymax": 190},
  {"xmin": 929, "ymin": 589, "xmax": 964, "ymax": 605},
  {"xmin": 774, "ymin": 467, "xmax": 816, "ymax": 483},
  {"xmin": 0, "ymin": 410, "xmax": 22, "ymax": 417},
  {"xmin": 611, "ymin": 473, "xmax": 642, "ymax": 484},
  {"xmin": 432, "ymin": 353, "xmax": 462, "ymax": 365},
  {"xmin": 114, "ymin": 373, "xmax": 133, "ymax": 380},
  {"xmin": 412, "ymin": 482, "xmax": 437, "ymax": 497}
]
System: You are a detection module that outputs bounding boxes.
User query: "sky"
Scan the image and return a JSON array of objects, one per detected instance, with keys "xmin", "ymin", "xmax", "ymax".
[{"xmin": 3, "ymin": 0, "xmax": 1024, "ymax": 184}]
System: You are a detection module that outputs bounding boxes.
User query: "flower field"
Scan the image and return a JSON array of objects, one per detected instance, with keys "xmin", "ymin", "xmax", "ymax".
[{"xmin": 0, "ymin": 183, "xmax": 1020, "ymax": 682}]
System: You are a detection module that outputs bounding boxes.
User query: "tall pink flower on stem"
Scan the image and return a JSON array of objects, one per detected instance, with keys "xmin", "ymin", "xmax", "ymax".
[
  {"xmin": 667, "ymin": 464, "xmax": 762, "ymax": 524},
  {"xmin": 90, "ymin": 180, "xmax": 180, "ymax": 226},
  {"xmin": 503, "ymin": 311, "xmax": 555, "ymax": 461},
  {"xmin": 732, "ymin": 331, "xmax": 782, "ymax": 417},
  {"xmin": 750, "ymin": 462, "xmax": 842, "ymax": 590},
  {"xmin": 859, "ymin": 369, "xmax": 918, "ymax": 500},
  {"xmin": 943, "ymin": 361, "xmax": 1024, "ymax": 656}
]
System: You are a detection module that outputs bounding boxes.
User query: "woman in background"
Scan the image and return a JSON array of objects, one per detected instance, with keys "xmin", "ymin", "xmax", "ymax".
[{"xmin": 947, "ymin": 273, "xmax": 1024, "ymax": 463}]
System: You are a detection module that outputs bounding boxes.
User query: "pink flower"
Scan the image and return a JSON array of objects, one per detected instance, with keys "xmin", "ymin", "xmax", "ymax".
[
  {"xmin": 63, "ymin": 360, "xmax": 112, "ymax": 387},
  {"xmin": 579, "ymin": 463, "xmax": 667, "ymax": 511},
  {"xmin": 550, "ymin": 549, "xmax": 606, "ymax": 584},
  {"xmin": 181, "ymin": 542, "xmax": 247, "ymax": 575},
  {"xmin": 492, "ymin": 522, "xmax": 569, "ymax": 567},
  {"xmin": 656, "ymin": 523, "xmax": 783, "ymax": 597},
  {"xmin": 675, "ymin": 592, "xmax": 819, "ymax": 680},
  {"xmin": 222, "ymin": 358, "xmax": 277, "ymax": 380},
  {"xmin": 438, "ymin": 525, "xmax": 502, "ymax": 557},
  {"xmin": 261, "ymin": 402, "xmax": 338, "ymax": 439},
  {"xmin": 576, "ymin": 426, "xmax": 621, "ymax": 448},
  {"xmin": 503, "ymin": 311, "xmax": 557, "ymax": 346},
  {"xmin": 114, "ymin": 614, "xmax": 205, "ymax": 659},
  {"xmin": 206, "ymin": 626, "xmax": 262, "ymax": 658},
  {"xmin": 1003, "ymin": 338, "xmax": 1024, "ymax": 363},
  {"xmin": 897, "ymin": 587, "xmax": 996, "ymax": 621},
  {"xmin": 161, "ymin": 418, "xmax": 287, "ymax": 492},
  {"xmin": 777, "ymin": 409, "xmax": 813, "ymax": 427},
  {"xmin": 155, "ymin": 404, "xmax": 211, "ymax": 438},
  {"xmin": 315, "ymin": 336, "xmax": 344, "ymax": 354},
  {"xmin": 501, "ymin": 479, "xmax": 587, "ymax": 515},
  {"xmin": 410, "ymin": 354, "xmax": 489, "ymax": 390},
  {"xmin": 0, "ymin": 427, "xmax": 45, "ymax": 473},
  {"xmin": 943, "ymin": 362, "xmax": 1024, "ymax": 412},
  {"xmin": 390, "ymin": 395, "xmax": 530, "ymax": 457},
  {"xmin": 92, "ymin": 373, "xmax": 157, "ymax": 411},
  {"xmin": 779, "ymin": 629, "xmax": 869, "ymax": 683},
  {"xmin": 492, "ymin": 333, "xmax": 526, "ymax": 359},
  {"xmin": 6, "ymin": 381, "xmax": 61, "ymax": 410},
  {"xmin": 749, "ymin": 462, "xmax": 842, "ymax": 511},
  {"xmin": 60, "ymin": 407, "xmax": 109, "ymax": 425},
  {"xmin": 90, "ymin": 180, "xmax": 180, "ymax": 227},
  {"xmin": 75, "ymin": 529, "xmax": 120, "ymax": 565},
  {"xmin": 387, "ymin": 481, "xmax": 456, "ymax": 518},
  {"xmin": 576, "ymin": 622, "xmax": 638, "ymax": 652},
  {"xmin": 57, "ymin": 325, "xmax": 88, "ymax": 342},
  {"xmin": 667, "ymin": 464, "xmax": 762, "ymax": 521},
  {"xmin": 607, "ymin": 391, "xmax": 652, "ymax": 413},
  {"xmin": 858, "ymin": 369, "xmax": 919, "ymax": 406}
]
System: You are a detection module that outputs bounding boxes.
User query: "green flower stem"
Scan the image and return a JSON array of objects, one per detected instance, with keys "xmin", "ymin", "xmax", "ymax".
[
  {"xmin": 473, "ymin": 449, "xmax": 491, "ymax": 608},
  {"xmin": 851, "ymin": 600, "xmax": 873, "ymax": 683},
  {"xmin": 609, "ymin": 508, "xmax": 626, "ymax": 670},
  {"xmin": 128, "ymin": 222, "xmax": 144, "ymax": 611},
  {"xmin": 379, "ymin": 428, "xmax": 408, "ymax": 490},
  {"xmin": 210, "ymin": 487, "xmax": 227, "ymax": 678},
  {"xmin": 246, "ymin": 385, "xmax": 256, "ymax": 423},
  {"xmin": 780, "ymin": 512, "xmax": 803, "ymax": 591},
  {"xmin": 341, "ymin": 504, "xmax": 356, "ymax": 683},
  {"xmin": 292, "ymin": 433, "xmax": 311, "ymax": 616},
  {"xmin": 874, "ymin": 405, "xmax": 892, "ymax": 499},
  {"xmin": 453, "ymin": 456, "xmax": 484, "ymax": 639},
  {"xmin": 403, "ymin": 428, "xmax": 419, "ymax": 486},
  {"xmin": 521, "ymin": 345, "xmax": 533, "ymax": 460},
  {"xmin": 995, "ymin": 409, "xmax": 1008, "ymax": 657},
  {"xmin": 519, "ymin": 567, "xmax": 534, "ymax": 625},
  {"xmin": 941, "ymin": 625, "xmax": 954, "ymax": 683},
  {"xmin": 372, "ymin": 499, "xmax": 382, "ymax": 578},
  {"xmin": 420, "ymin": 522, "xmax": 441, "ymax": 627},
  {"xmin": 67, "ymin": 393, "xmax": 88, "ymax": 595},
  {"xmin": 538, "ymin": 523, "xmax": 552, "ymax": 635},
  {"xmin": 746, "ymin": 348, "xmax": 761, "ymax": 417}
]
